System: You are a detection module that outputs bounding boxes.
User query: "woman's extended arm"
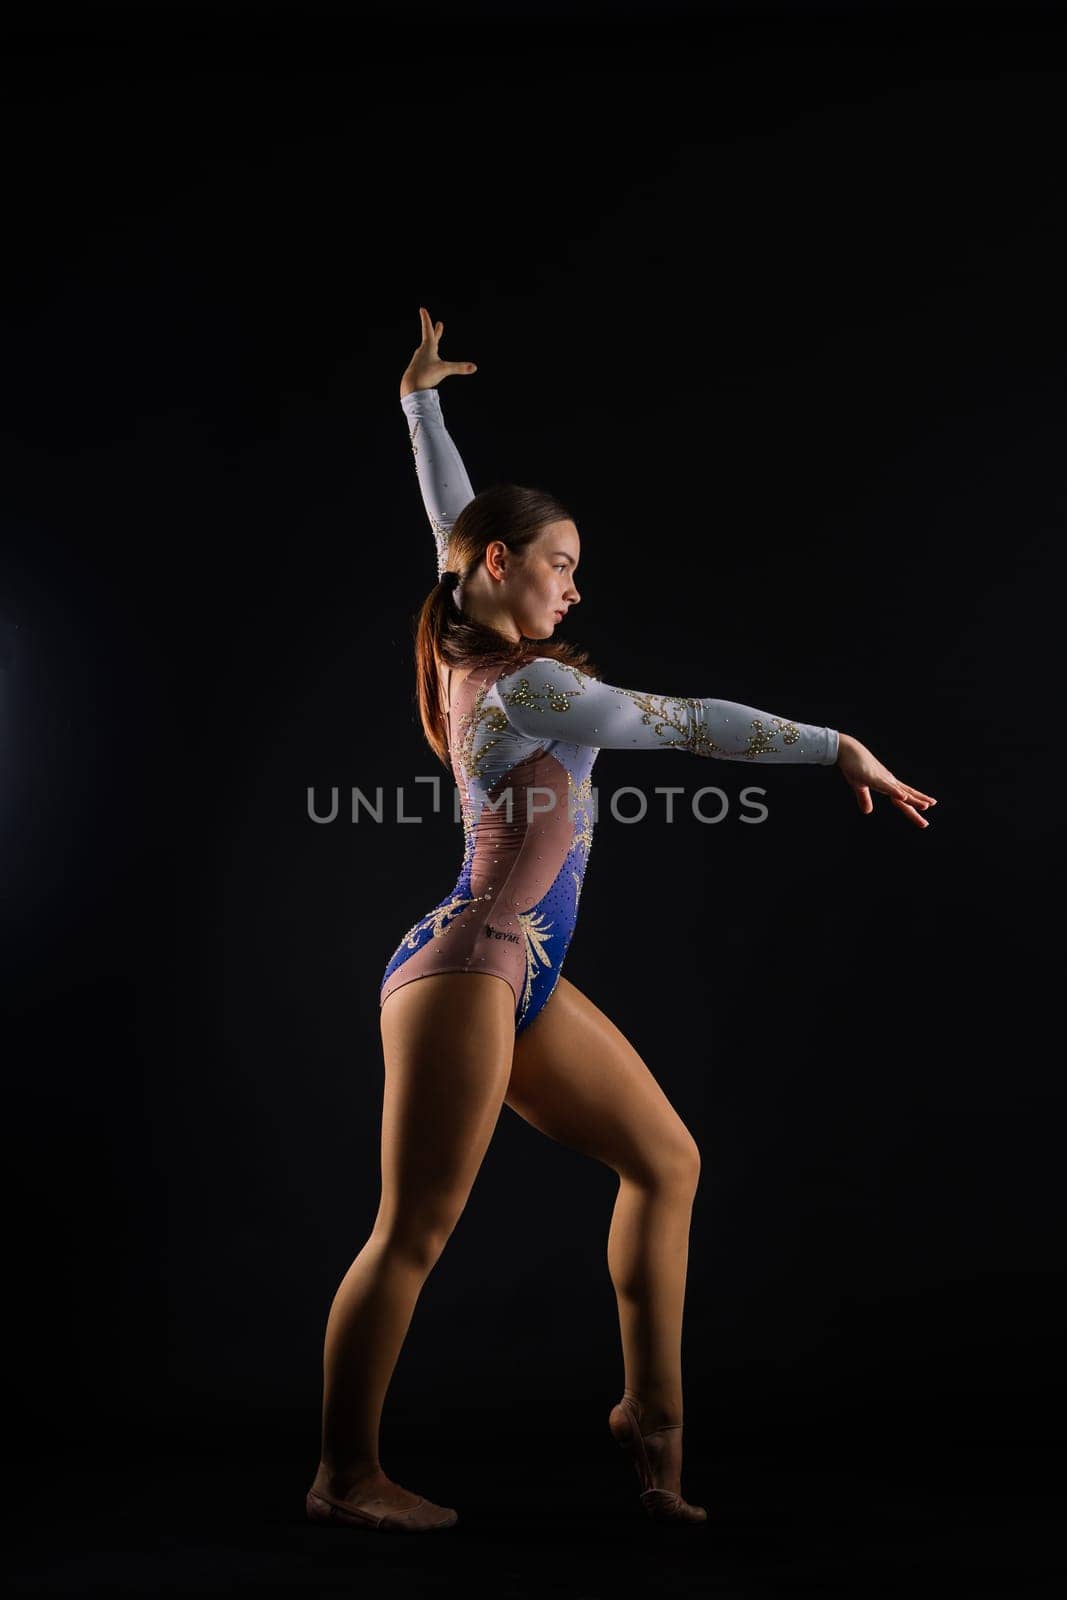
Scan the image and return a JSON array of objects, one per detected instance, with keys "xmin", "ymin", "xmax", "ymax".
[
  {"xmin": 498, "ymin": 658, "xmax": 938, "ymax": 825},
  {"xmin": 500, "ymin": 657, "xmax": 838, "ymax": 763},
  {"xmin": 399, "ymin": 307, "xmax": 479, "ymax": 577}
]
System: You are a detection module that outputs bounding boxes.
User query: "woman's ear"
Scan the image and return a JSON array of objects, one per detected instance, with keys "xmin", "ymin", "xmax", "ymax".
[{"xmin": 485, "ymin": 540, "xmax": 509, "ymax": 583}]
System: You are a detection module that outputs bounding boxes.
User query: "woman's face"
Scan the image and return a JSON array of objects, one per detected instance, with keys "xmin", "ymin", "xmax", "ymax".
[{"xmin": 506, "ymin": 520, "xmax": 581, "ymax": 641}]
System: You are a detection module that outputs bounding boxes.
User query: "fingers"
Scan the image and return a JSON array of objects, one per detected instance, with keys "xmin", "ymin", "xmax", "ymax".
[
  {"xmin": 894, "ymin": 776, "xmax": 936, "ymax": 804},
  {"xmin": 892, "ymin": 796, "xmax": 931, "ymax": 829},
  {"xmin": 848, "ymin": 768, "xmax": 937, "ymax": 827},
  {"xmin": 880, "ymin": 770, "xmax": 936, "ymax": 812},
  {"xmin": 895, "ymin": 787, "xmax": 936, "ymax": 811},
  {"xmin": 850, "ymin": 782, "xmax": 935, "ymax": 827},
  {"xmin": 885, "ymin": 774, "xmax": 934, "ymax": 827},
  {"xmin": 416, "ymin": 309, "xmax": 471, "ymax": 372}
]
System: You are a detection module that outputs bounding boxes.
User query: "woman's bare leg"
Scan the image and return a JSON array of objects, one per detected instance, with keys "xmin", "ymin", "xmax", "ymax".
[
  {"xmin": 505, "ymin": 976, "xmax": 701, "ymax": 1439},
  {"xmin": 310, "ymin": 972, "xmax": 515, "ymax": 1509}
]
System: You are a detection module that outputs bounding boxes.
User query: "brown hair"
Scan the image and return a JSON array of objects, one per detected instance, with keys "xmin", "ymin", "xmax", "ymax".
[{"xmin": 413, "ymin": 482, "xmax": 602, "ymax": 768}]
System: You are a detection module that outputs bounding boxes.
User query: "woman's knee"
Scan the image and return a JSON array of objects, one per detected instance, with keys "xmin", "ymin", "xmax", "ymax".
[
  {"xmin": 632, "ymin": 1127, "xmax": 701, "ymax": 1194},
  {"xmin": 673, "ymin": 1131, "xmax": 702, "ymax": 1188},
  {"xmin": 373, "ymin": 1203, "xmax": 465, "ymax": 1274}
]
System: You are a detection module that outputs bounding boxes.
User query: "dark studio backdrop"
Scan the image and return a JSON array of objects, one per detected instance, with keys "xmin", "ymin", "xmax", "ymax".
[{"xmin": 2, "ymin": 0, "xmax": 1063, "ymax": 1577}]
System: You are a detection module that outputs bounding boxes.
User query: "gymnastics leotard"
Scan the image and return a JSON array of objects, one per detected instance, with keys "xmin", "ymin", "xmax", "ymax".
[{"xmin": 379, "ymin": 386, "xmax": 840, "ymax": 1035}]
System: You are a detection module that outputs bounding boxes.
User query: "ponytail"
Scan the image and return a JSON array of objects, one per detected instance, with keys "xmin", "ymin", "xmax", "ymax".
[{"xmin": 414, "ymin": 572, "xmax": 462, "ymax": 769}]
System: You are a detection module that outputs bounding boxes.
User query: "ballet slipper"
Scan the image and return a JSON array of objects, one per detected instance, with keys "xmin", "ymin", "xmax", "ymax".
[
  {"xmin": 306, "ymin": 1482, "xmax": 458, "ymax": 1532},
  {"xmin": 608, "ymin": 1394, "xmax": 708, "ymax": 1524}
]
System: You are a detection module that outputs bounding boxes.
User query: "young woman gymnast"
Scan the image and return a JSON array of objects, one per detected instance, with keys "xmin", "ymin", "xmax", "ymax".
[{"xmin": 306, "ymin": 307, "xmax": 937, "ymax": 1532}]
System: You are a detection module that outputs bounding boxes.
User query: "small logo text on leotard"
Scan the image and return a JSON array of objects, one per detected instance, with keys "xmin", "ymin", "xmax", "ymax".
[{"xmin": 483, "ymin": 923, "xmax": 521, "ymax": 944}]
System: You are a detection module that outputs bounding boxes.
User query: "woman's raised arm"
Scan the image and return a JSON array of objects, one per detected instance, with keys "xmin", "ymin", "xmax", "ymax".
[{"xmin": 399, "ymin": 307, "xmax": 479, "ymax": 577}]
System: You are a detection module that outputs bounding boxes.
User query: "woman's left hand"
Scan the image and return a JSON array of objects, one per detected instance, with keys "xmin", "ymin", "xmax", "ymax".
[{"xmin": 836, "ymin": 733, "xmax": 938, "ymax": 828}]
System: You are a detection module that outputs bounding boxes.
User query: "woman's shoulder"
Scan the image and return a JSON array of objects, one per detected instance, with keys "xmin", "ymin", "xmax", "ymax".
[
  {"xmin": 495, "ymin": 654, "xmax": 596, "ymax": 687},
  {"xmin": 491, "ymin": 656, "xmax": 600, "ymax": 724}
]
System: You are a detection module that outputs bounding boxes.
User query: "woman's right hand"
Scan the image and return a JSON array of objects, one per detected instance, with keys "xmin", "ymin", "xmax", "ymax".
[
  {"xmin": 400, "ymin": 306, "xmax": 478, "ymax": 398},
  {"xmin": 836, "ymin": 733, "xmax": 938, "ymax": 829}
]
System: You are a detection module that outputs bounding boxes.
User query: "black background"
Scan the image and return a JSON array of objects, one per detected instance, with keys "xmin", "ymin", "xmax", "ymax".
[{"xmin": 3, "ymin": 1, "xmax": 1063, "ymax": 1591}]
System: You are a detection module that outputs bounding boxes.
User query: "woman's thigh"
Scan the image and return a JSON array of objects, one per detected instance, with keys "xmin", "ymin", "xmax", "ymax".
[
  {"xmin": 377, "ymin": 973, "xmax": 517, "ymax": 1253},
  {"xmin": 505, "ymin": 976, "xmax": 701, "ymax": 1186}
]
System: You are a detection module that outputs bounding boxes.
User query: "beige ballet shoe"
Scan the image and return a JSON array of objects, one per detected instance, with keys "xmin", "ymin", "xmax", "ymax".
[
  {"xmin": 608, "ymin": 1393, "xmax": 708, "ymax": 1524},
  {"xmin": 306, "ymin": 1482, "xmax": 458, "ymax": 1532}
]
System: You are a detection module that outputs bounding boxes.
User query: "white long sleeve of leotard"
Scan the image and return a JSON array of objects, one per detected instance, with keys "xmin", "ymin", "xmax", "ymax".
[
  {"xmin": 401, "ymin": 386, "xmax": 476, "ymax": 577},
  {"xmin": 497, "ymin": 656, "xmax": 839, "ymax": 765}
]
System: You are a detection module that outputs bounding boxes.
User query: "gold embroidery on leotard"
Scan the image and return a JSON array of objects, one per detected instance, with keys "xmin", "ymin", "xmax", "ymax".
[
  {"xmin": 459, "ymin": 792, "xmax": 475, "ymax": 851},
  {"xmin": 408, "ymin": 415, "xmax": 454, "ymax": 574},
  {"xmin": 501, "ymin": 673, "xmax": 583, "ymax": 716},
  {"xmin": 516, "ymin": 908, "xmax": 554, "ymax": 1020},
  {"xmin": 567, "ymin": 769, "xmax": 594, "ymax": 856},
  {"xmin": 429, "ymin": 513, "xmax": 450, "ymax": 576},
  {"xmin": 611, "ymin": 688, "xmax": 801, "ymax": 760},
  {"xmin": 398, "ymin": 889, "xmax": 492, "ymax": 951},
  {"xmin": 456, "ymin": 678, "xmax": 510, "ymax": 783},
  {"xmin": 605, "ymin": 688, "xmax": 727, "ymax": 758},
  {"xmin": 743, "ymin": 717, "xmax": 800, "ymax": 756},
  {"xmin": 408, "ymin": 418, "xmax": 453, "ymax": 573}
]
